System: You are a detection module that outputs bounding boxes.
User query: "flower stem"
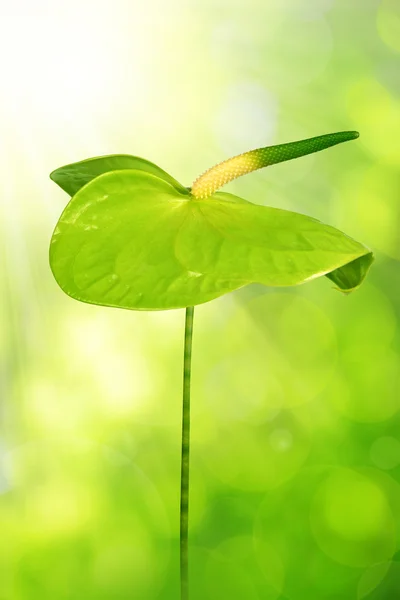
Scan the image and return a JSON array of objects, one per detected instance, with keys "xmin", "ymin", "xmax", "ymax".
[{"xmin": 180, "ymin": 306, "xmax": 194, "ymax": 600}]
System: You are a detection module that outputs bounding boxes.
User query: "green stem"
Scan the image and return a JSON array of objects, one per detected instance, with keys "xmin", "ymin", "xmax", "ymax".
[{"xmin": 180, "ymin": 306, "xmax": 194, "ymax": 600}]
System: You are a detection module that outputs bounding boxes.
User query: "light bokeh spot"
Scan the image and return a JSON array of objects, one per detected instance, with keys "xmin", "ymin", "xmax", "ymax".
[
  {"xmin": 377, "ymin": 0, "xmax": 400, "ymax": 53},
  {"xmin": 370, "ymin": 437, "xmax": 400, "ymax": 471},
  {"xmin": 311, "ymin": 469, "xmax": 396, "ymax": 567}
]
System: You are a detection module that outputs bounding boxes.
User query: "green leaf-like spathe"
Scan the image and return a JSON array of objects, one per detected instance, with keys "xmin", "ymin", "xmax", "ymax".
[
  {"xmin": 50, "ymin": 154, "xmax": 188, "ymax": 197},
  {"xmin": 50, "ymin": 169, "xmax": 373, "ymax": 311}
]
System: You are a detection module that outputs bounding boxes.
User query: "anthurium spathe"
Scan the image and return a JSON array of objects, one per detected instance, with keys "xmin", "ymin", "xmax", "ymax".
[{"xmin": 49, "ymin": 131, "xmax": 373, "ymax": 311}]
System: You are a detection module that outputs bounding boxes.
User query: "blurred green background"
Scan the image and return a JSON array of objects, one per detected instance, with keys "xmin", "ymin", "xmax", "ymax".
[{"xmin": 0, "ymin": 0, "xmax": 399, "ymax": 598}]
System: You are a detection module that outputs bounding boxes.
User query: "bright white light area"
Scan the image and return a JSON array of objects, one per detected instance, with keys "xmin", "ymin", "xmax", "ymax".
[
  {"xmin": 0, "ymin": 6, "xmax": 154, "ymax": 140},
  {"xmin": 215, "ymin": 82, "xmax": 278, "ymax": 155},
  {"xmin": 0, "ymin": 3, "xmax": 156, "ymax": 270},
  {"xmin": 0, "ymin": 14, "xmax": 115, "ymax": 124}
]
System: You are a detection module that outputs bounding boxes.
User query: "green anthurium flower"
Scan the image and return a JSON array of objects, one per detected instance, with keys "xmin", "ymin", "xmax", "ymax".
[
  {"xmin": 49, "ymin": 131, "xmax": 373, "ymax": 310},
  {"xmin": 48, "ymin": 130, "xmax": 374, "ymax": 600}
]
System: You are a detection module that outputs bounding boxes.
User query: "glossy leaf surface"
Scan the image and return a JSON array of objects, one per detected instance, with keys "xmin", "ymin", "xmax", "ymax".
[{"xmin": 50, "ymin": 169, "xmax": 373, "ymax": 311}]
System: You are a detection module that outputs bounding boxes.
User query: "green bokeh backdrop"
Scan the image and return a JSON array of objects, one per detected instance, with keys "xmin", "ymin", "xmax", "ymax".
[{"xmin": 0, "ymin": 0, "xmax": 399, "ymax": 598}]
